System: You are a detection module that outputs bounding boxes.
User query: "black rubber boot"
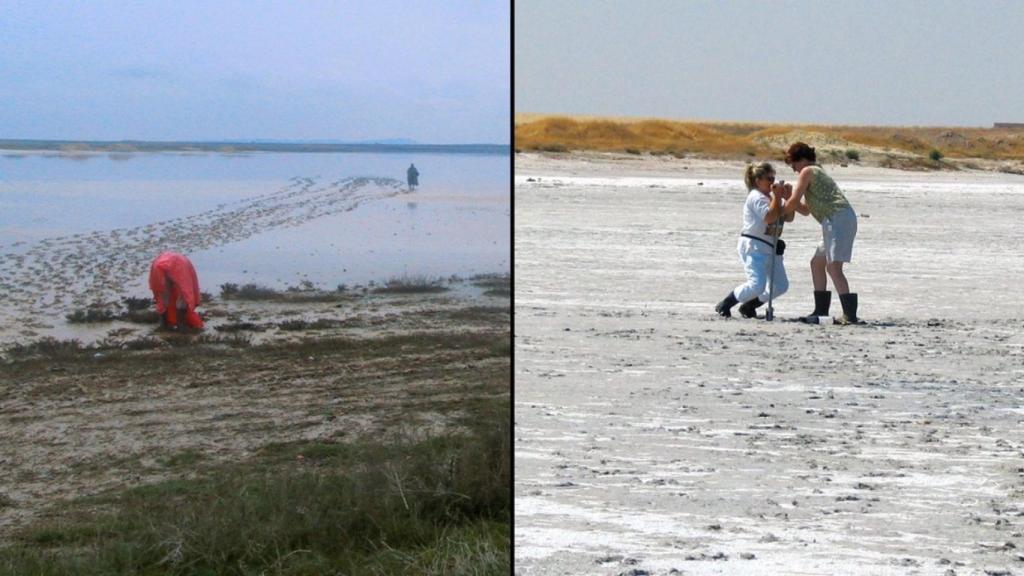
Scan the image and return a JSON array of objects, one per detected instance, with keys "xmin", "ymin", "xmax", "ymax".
[
  {"xmin": 799, "ymin": 290, "xmax": 831, "ymax": 323},
  {"xmin": 835, "ymin": 293, "xmax": 861, "ymax": 325},
  {"xmin": 738, "ymin": 298, "xmax": 765, "ymax": 319},
  {"xmin": 715, "ymin": 292, "xmax": 740, "ymax": 318}
]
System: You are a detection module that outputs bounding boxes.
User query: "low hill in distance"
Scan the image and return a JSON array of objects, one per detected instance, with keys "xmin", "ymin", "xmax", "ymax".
[{"xmin": 515, "ymin": 114, "xmax": 1024, "ymax": 173}]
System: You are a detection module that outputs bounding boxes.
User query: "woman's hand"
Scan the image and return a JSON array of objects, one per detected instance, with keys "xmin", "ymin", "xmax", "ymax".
[
  {"xmin": 783, "ymin": 168, "xmax": 812, "ymax": 218},
  {"xmin": 765, "ymin": 183, "xmax": 786, "ymax": 224}
]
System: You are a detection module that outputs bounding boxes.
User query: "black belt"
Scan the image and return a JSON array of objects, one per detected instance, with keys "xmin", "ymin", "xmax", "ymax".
[{"xmin": 741, "ymin": 233, "xmax": 776, "ymax": 248}]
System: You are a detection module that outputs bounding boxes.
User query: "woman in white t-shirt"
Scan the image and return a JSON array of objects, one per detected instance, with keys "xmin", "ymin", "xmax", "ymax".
[{"xmin": 715, "ymin": 162, "xmax": 798, "ymax": 318}]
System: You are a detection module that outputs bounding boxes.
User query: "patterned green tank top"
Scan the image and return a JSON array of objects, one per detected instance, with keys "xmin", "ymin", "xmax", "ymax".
[{"xmin": 804, "ymin": 165, "xmax": 851, "ymax": 222}]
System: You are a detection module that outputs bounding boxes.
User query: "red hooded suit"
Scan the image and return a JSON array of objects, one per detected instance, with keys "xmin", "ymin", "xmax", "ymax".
[{"xmin": 148, "ymin": 252, "xmax": 204, "ymax": 329}]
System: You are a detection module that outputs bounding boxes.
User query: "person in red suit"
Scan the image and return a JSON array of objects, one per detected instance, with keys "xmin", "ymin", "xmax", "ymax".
[{"xmin": 148, "ymin": 251, "xmax": 204, "ymax": 329}]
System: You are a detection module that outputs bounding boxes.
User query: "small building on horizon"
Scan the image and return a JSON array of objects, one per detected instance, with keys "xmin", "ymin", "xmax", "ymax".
[{"xmin": 993, "ymin": 122, "xmax": 1024, "ymax": 130}]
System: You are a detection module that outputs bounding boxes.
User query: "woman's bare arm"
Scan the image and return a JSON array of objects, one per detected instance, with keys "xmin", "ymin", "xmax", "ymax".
[{"xmin": 783, "ymin": 168, "xmax": 812, "ymax": 218}]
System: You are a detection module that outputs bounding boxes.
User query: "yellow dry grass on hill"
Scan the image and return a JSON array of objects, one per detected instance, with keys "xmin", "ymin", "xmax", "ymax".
[{"xmin": 514, "ymin": 114, "xmax": 1024, "ymax": 165}]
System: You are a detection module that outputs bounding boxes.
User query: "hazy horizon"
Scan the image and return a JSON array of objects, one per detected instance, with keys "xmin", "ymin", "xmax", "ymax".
[
  {"xmin": 514, "ymin": 112, "xmax": 1017, "ymax": 131},
  {"xmin": 1, "ymin": 1, "xmax": 510, "ymax": 144},
  {"xmin": 516, "ymin": 0, "xmax": 1024, "ymax": 128},
  {"xmin": 0, "ymin": 136, "xmax": 507, "ymax": 145}
]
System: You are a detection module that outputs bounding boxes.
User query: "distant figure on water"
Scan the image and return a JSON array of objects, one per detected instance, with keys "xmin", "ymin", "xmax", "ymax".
[
  {"xmin": 407, "ymin": 163, "xmax": 419, "ymax": 190},
  {"xmin": 149, "ymin": 251, "xmax": 204, "ymax": 330}
]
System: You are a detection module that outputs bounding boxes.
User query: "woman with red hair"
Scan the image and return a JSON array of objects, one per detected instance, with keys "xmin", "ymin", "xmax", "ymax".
[
  {"xmin": 149, "ymin": 251, "xmax": 204, "ymax": 329},
  {"xmin": 782, "ymin": 142, "xmax": 861, "ymax": 325}
]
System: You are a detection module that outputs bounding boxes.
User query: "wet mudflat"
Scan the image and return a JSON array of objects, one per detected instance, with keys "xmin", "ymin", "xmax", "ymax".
[
  {"xmin": 514, "ymin": 152, "xmax": 1024, "ymax": 575},
  {"xmin": 0, "ymin": 284, "xmax": 510, "ymax": 536},
  {"xmin": 0, "ymin": 151, "xmax": 510, "ymax": 346},
  {"xmin": 0, "ymin": 150, "xmax": 511, "ymax": 548}
]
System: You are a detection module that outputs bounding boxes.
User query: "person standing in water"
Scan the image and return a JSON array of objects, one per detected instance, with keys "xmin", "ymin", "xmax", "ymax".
[{"xmin": 407, "ymin": 163, "xmax": 419, "ymax": 190}]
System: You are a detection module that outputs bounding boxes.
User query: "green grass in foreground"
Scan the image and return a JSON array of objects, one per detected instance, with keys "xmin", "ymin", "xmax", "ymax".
[{"xmin": 0, "ymin": 400, "xmax": 510, "ymax": 576}]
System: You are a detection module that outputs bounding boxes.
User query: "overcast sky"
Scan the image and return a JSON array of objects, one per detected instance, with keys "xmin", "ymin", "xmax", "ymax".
[
  {"xmin": 516, "ymin": 0, "xmax": 1024, "ymax": 127},
  {"xmin": 0, "ymin": 1, "xmax": 510, "ymax": 143}
]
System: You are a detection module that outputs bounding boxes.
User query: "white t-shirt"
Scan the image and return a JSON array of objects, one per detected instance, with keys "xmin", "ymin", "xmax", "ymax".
[{"xmin": 740, "ymin": 189, "xmax": 774, "ymax": 243}]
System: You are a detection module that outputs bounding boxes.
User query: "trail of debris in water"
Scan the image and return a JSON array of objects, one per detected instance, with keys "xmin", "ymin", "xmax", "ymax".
[{"xmin": 0, "ymin": 176, "xmax": 407, "ymax": 327}]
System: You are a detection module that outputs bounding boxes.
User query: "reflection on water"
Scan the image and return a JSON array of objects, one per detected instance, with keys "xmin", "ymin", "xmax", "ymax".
[{"xmin": 0, "ymin": 152, "xmax": 509, "ymax": 328}]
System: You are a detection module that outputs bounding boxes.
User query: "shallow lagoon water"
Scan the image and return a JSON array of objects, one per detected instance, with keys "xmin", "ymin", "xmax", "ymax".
[{"xmin": 0, "ymin": 151, "xmax": 509, "ymax": 292}]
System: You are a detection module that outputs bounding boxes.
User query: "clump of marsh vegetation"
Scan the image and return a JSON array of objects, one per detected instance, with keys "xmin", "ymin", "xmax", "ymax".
[
  {"xmin": 65, "ymin": 307, "xmax": 117, "ymax": 323},
  {"xmin": 5, "ymin": 337, "xmax": 85, "ymax": 361},
  {"xmin": 276, "ymin": 318, "xmax": 345, "ymax": 332},
  {"xmin": 194, "ymin": 332, "xmax": 253, "ymax": 348},
  {"xmin": 65, "ymin": 297, "xmax": 161, "ymax": 325},
  {"xmin": 116, "ymin": 336, "xmax": 165, "ymax": 351},
  {"xmin": 121, "ymin": 309, "xmax": 161, "ymax": 323},
  {"xmin": 219, "ymin": 282, "xmax": 353, "ymax": 303},
  {"xmin": 219, "ymin": 282, "xmax": 282, "ymax": 300},
  {"xmin": 2, "ymin": 328, "xmax": 259, "ymax": 363},
  {"xmin": 374, "ymin": 274, "xmax": 449, "ymax": 294},
  {"xmin": 214, "ymin": 321, "xmax": 268, "ymax": 333},
  {"xmin": 122, "ymin": 296, "xmax": 152, "ymax": 311}
]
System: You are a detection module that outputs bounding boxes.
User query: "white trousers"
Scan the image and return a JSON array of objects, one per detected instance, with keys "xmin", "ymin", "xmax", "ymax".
[{"xmin": 732, "ymin": 237, "xmax": 788, "ymax": 303}]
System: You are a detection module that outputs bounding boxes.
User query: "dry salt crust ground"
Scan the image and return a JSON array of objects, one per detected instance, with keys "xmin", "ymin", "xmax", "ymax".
[{"xmin": 514, "ymin": 152, "xmax": 1024, "ymax": 576}]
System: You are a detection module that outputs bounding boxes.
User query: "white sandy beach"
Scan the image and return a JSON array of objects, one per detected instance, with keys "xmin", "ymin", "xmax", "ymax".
[{"xmin": 514, "ymin": 152, "xmax": 1024, "ymax": 575}]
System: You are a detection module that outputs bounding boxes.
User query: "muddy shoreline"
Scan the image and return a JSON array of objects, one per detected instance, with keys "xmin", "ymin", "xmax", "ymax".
[{"xmin": 0, "ymin": 282, "xmax": 510, "ymax": 536}]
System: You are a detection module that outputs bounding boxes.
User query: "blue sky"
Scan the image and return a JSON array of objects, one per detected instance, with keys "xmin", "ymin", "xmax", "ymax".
[
  {"xmin": 516, "ymin": 0, "xmax": 1024, "ymax": 127},
  {"xmin": 0, "ymin": 1, "xmax": 510, "ymax": 143}
]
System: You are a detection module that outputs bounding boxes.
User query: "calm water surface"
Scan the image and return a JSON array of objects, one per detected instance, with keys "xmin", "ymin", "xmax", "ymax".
[{"xmin": 0, "ymin": 151, "xmax": 509, "ymax": 290}]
